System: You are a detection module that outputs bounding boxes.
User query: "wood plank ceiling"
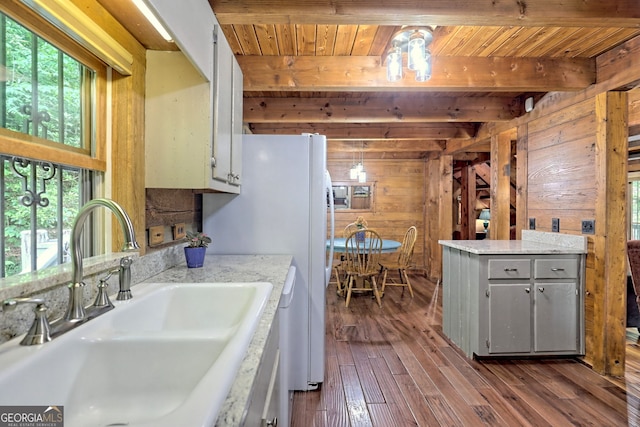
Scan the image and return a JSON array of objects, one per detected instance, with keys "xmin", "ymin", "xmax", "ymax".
[{"xmin": 102, "ymin": 0, "xmax": 640, "ymax": 159}]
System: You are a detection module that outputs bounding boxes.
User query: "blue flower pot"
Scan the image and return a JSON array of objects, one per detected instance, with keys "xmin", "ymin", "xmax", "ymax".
[{"xmin": 184, "ymin": 247, "xmax": 206, "ymax": 268}]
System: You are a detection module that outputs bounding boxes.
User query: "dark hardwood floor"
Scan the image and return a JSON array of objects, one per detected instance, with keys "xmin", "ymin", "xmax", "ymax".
[{"xmin": 291, "ymin": 273, "xmax": 640, "ymax": 426}]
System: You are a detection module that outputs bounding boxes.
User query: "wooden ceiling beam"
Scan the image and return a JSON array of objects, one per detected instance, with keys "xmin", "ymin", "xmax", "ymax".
[
  {"xmin": 211, "ymin": 0, "xmax": 640, "ymax": 27},
  {"xmin": 444, "ymin": 138, "xmax": 491, "ymax": 154},
  {"xmin": 248, "ymin": 122, "xmax": 477, "ymax": 139},
  {"xmin": 244, "ymin": 95, "xmax": 521, "ymax": 123},
  {"xmin": 238, "ymin": 56, "xmax": 595, "ymax": 92},
  {"xmin": 328, "ymin": 139, "xmax": 444, "ymax": 152}
]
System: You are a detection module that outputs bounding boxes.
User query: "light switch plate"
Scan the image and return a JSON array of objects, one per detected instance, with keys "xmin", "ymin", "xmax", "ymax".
[{"xmin": 149, "ymin": 226, "xmax": 164, "ymax": 246}]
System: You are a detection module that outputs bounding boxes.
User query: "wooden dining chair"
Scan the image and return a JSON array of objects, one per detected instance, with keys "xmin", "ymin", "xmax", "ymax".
[
  {"xmin": 380, "ymin": 226, "xmax": 418, "ymax": 298},
  {"xmin": 343, "ymin": 228, "xmax": 383, "ymax": 308},
  {"xmin": 333, "ymin": 222, "xmax": 367, "ymax": 294}
]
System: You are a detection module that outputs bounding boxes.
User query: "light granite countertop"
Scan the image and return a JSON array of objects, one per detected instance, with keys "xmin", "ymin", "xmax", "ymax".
[
  {"xmin": 142, "ymin": 254, "xmax": 292, "ymax": 427},
  {"xmin": 439, "ymin": 230, "xmax": 588, "ymax": 255}
]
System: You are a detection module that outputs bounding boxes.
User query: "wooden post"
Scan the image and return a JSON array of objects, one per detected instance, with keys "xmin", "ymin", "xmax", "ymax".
[
  {"xmin": 515, "ymin": 123, "xmax": 528, "ymax": 240},
  {"xmin": 459, "ymin": 163, "xmax": 475, "ymax": 240},
  {"xmin": 490, "ymin": 131, "xmax": 512, "ymax": 240},
  {"xmin": 592, "ymin": 91, "xmax": 628, "ymax": 376}
]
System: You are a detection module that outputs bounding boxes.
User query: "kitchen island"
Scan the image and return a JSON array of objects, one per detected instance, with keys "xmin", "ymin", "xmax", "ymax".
[
  {"xmin": 439, "ymin": 231, "xmax": 587, "ymax": 358},
  {"xmin": 143, "ymin": 254, "xmax": 292, "ymax": 427}
]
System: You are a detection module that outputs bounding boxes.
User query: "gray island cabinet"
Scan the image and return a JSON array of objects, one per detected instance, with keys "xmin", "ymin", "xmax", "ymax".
[{"xmin": 439, "ymin": 231, "xmax": 588, "ymax": 358}]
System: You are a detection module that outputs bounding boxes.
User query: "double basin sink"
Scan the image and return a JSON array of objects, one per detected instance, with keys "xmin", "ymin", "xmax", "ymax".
[{"xmin": 0, "ymin": 281, "xmax": 273, "ymax": 426}]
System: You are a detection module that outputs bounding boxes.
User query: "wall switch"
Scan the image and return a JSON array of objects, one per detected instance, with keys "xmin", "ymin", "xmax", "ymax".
[
  {"xmin": 551, "ymin": 218, "xmax": 560, "ymax": 232},
  {"xmin": 529, "ymin": 218, "xmax": 536, "ymax": 230},
  {"xmin": 173, "ymin": 223, "xmax": 186, "ymax": 240},
  {"xmin": 581, "ymin": 219, "xmax": 595, "ymax": 235},
  {"xmin": 149, "ymin": 226, "xmax": 164, "ymax": 246}
]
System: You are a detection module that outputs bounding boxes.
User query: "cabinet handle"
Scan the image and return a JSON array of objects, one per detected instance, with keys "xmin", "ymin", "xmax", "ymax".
[
  {"xmin": 211, "ymin": 156, "xmax": 217, "ymax": 168},
  {"xmin": 525, "ymin": 288, "xmax": 530, "ymax": 293},
  {"xmin": 503, "ymin": 268, "xmax": 518, "ymax": 272},
  {"xmin": 550, "ymin": 268, "xmax": 565, "ymax": 271},
  {"xmin": 538, "ymin": 287, "xmax": 545, "ymax": 293},
  {"xmin": 262, "ymin": 417, "xmax": 278, "ymax": 427}
]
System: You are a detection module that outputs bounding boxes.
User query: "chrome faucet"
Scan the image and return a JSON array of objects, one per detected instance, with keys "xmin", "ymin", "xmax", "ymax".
[{"xmin": 65, "ymin": 198, "xmax": 140, "ymax": 322}]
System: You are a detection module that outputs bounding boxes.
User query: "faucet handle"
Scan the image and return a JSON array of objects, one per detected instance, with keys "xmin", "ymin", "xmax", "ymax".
[
  {"xmin": 2, "ymin": 298, "xmax": 51, "ymax": 345},
  {"xmin": 93, "ymin": 269, "xmax": 118, "ymax": 309}
]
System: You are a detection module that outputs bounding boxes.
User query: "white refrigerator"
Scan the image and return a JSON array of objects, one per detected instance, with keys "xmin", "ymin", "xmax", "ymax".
[{"xmin": 202, "ymin": 134, "xmax": 335, "ymax": 394}]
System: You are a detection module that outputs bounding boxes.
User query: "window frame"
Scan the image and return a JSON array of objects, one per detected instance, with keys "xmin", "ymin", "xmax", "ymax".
[
  {"xmin": 0, "ymin": 2, "xmax": 107, "ymax": 172},
  {"xmin": 0, "ymin": 2, "xmax": 109, "ymax": 278},
  {"xmin": 332, "ymin": 181, "xmax": 375, "ymax": 212}
]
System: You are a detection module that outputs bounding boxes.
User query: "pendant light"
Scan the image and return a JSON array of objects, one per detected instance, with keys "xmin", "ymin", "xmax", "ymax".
[
  {"xmin": 357, "ymin": 141, "xmax": 366, "ymax": 183},
  {"xmin": 349, "ymin": 150, "xmax": 359, "ymax": 179}
]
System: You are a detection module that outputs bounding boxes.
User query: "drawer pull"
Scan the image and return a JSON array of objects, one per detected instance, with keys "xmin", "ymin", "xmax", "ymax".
[
  {"xmin": 503, "ymin": 268, "xmax": 518, "ymax": 272},
  {"xmin": 525, "ymin": 288, "xmax": 530, "ymax": 293},
  {"xmin": 550, "ymin": 268, "xmax": 565, "ymax": 272},
  {"xmin": 538, "ymin": 287, "xmax": 545, "ymax": 293}
]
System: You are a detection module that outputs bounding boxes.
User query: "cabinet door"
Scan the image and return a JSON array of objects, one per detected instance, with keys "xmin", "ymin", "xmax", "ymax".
[
  {"xmin": 212, "ymin": 24, "xmax": 233, "ymax": 184},
  {"xmin": 533, "ymin": 282, "xmax": 578, "ymax": 352},
  {"xmin": 488, "ymin": 283, "xmax": 531, "ymax": 354},
  {"xmin": 230, "ymin": 57, "xmax": 243, "ymax": 186}
]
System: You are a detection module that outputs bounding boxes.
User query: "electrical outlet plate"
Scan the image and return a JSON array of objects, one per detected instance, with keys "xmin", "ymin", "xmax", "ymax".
[
  {"xmin": 581, "ymin": 219, "xmax": 595, "ymax": 235},
  {"xmin": 551, "ymin": 218, "xmax": 560, "ymax": 232},
  {"xmin": 173, "ymin": 223, "xmax": 186, "ymax": 240},
  {"xmin": 149, "ymin": 226, "xmax": 164, "ymax": 246},
  {"xmin": 529, "ymin": 218, "xmax": 536, "ymax": 230}
]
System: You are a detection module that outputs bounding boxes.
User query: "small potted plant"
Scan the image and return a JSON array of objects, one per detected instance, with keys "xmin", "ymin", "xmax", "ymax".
[{"xmin": 184, "ymin": 231, "xmax": 212, "ymax": 268}]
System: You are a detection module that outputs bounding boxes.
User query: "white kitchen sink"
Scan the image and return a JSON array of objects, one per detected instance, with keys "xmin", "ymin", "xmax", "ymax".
[
  {"xmin": 105, "ymin": 282, "xmax": 267, "ymax": 335},
  {"xmin": 0, "ymin": 281, "xmax": 273, "ymax": 427}
]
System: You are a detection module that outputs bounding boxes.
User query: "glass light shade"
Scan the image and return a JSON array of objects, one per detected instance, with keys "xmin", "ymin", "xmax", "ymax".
[
  {"xmin": 414, "ymin": 49, "xmax": 432, "ymax": 82},
  {"xmin": 386, "ymin": 47, "xmax": 403, "ymax": 82},
  {"xmin": 349, "ymin": 166, "xmax": 358, "ymax": 179},
  {"xmin": 358, "ymin": 170, "xmax": 367, "ymax": 183},
  {"xmin": 407, "ymin": 32, "xmax": 426, "ymax": 71}
]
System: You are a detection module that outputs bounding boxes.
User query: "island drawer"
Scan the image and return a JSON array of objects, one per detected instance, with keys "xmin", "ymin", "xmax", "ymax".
[
  {"xmin": 488, "ymin": 259, "xmax": 531, "ymax": 279},
  {"xmin": 534, "ymin": 258, "xmax": 578, "ymax": 279}
]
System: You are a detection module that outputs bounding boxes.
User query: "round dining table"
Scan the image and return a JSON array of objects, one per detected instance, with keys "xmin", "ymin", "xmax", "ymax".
[{"xmin": 327, "ymin": 237, "xmax": 401, "ymax": 253}]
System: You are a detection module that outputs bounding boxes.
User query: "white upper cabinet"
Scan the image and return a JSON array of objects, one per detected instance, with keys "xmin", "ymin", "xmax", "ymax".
[{"xmin": 144, "ymin": 0, "xmax": 242, "ymax": 192}]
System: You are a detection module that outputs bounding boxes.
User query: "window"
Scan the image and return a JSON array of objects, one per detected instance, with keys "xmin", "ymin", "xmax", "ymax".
[
  {"xmin": 332, "ymin": 182, "xmax": 374, "ymax": 211},
  {"xmin": 0, "ymin": 6, "xmax": 105, "ymax": 278}
]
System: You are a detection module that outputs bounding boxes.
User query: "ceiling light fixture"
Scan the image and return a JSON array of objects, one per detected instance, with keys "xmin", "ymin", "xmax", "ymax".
[{"xmin": 383, "ymin": 26, "xmax": 434, "ymax": 82}]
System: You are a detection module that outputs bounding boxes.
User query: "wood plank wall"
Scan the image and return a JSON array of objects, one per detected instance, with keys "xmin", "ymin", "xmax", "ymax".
[
  {"xmin": 327, "ymin": 158, "xmax": 427, "ymax": 271},
  {"xmin": 527, "ymin": 99, "xmax": 597, "ymax": 234}
]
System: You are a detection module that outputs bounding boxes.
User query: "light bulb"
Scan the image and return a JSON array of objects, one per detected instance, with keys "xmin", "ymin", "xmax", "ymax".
[
  {"xmin": 415, "ymin": 49, "xmax": 432, "ymax": 82},
  {"xmin": 349, "ymin": 166, "xmax": 358, "ymax": 180},
  {"xmin": 386, "ymin": 46, "xmax": 403, "ymax": 82},
  {"xmin": 407, "ymin": 31, "xmax": 426, "ymax": 71}
]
